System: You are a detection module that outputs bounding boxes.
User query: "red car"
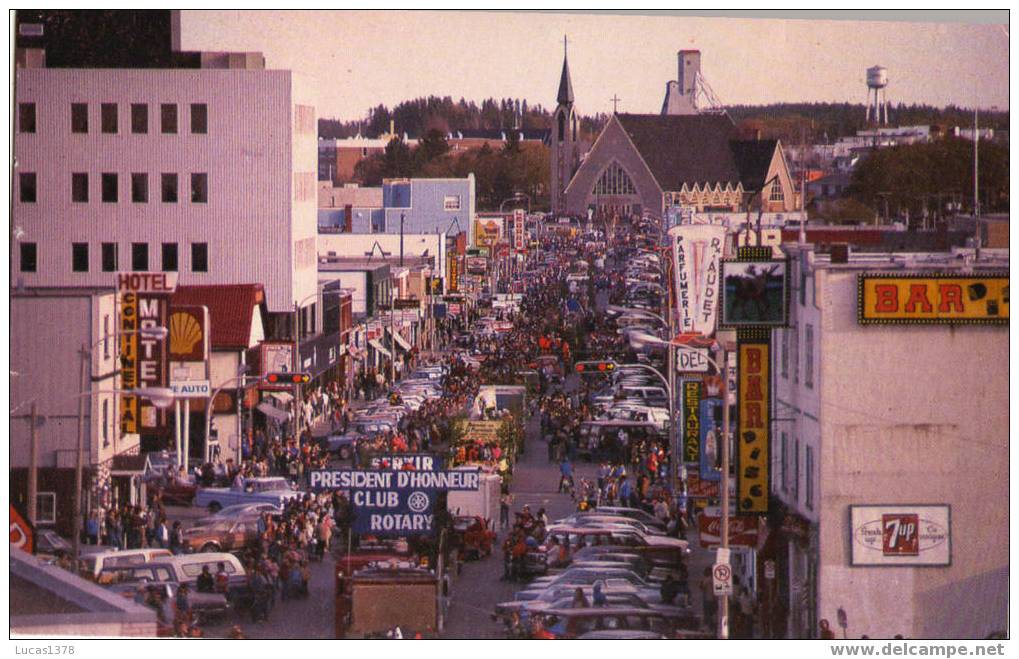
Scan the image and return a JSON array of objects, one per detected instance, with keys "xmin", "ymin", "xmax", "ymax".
[{"xmin": 146, "ymin": 479, "xmax": 198, "ymax": 506}]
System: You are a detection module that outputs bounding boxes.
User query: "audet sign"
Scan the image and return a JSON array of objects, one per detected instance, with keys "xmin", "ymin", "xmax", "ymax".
[{"xmin": 858, "ymin": 274, "xmax": 1008, "ymax": 325}]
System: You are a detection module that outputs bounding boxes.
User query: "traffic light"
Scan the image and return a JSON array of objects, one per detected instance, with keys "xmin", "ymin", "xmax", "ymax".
[
  {"xmin": 264, "ymin": 372, "xmax": 311, "ymax": 385},
  {"xmin": 574, "ymin": 360, "xmax": 616, "ymax": 374}
]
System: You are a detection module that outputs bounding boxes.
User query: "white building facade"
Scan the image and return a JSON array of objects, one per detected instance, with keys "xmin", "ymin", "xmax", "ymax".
[{"xmin": 771, "ymin": 245, "xmax": 1009, "ymax": 639}]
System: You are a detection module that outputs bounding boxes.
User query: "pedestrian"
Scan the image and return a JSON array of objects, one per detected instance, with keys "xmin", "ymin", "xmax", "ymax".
[
  {"xmin": 197, "ymin": 565, "xmax": 215, "ymax": 593},
  {"xmin": 499, "ymin": 491, "xmax": 513, "ymax": 529},
  {"xmin": 155, "ymin": 518, "xmax": 170, "ymax": 549},
  {"xmin": 169, "ymin": 521, "xmax": 184, "ymax": 554}
]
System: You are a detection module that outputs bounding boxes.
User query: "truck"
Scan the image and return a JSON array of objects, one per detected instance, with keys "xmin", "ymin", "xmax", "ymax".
[
  {"xmin": 193, "ymin": 476, "xmax": 302, "ymax": 513},
  {"xmin": 336, "ymin": 567, "xmax": 439, "ymax": 638},
  {"xmin": 447, "ymin": 470, "xmax": 501, "ymax": 523}
]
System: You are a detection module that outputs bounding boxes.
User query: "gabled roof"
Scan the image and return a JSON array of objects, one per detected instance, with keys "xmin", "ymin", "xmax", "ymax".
[
  {"xmin": 729, "ymin": 139, "xmax": 779, "ymax": 192},
  {"xmin": 614, "ymin": 114, "xmax": 740, "ymax": 190},
  {"xmin": 170, "ymin": 284, "xmax": 265, "ymax": 351}
]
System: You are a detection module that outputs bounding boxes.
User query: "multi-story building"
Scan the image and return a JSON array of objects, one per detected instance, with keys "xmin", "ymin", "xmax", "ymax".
[
  {"xmin": 766, "ymin": 244, "xmax": 1008, "ymax": 639},
  {"xmin": 10, "ymin": 10, "xmax": 318, "ymax": 531}
]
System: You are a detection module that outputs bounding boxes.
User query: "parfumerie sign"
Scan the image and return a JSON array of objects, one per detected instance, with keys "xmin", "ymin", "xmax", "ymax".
[
  {"xmin": 858, "ymin": 273, "xmax": 1008, "ymax": 325},
  {"xmin": 849, "ymin": 505, "xmax": 950, "ymax": 566},
  {"xmin": 309, "ymin": 469, "xmax": 480, "ymax": 536}
]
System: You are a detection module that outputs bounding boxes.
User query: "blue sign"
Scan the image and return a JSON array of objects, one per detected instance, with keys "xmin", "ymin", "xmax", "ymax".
[
  {"xmin": 309, "ymin": 469, "xmax": 481, "ymax": 538},
  {"xmin": 433, "ymin": 303, "xmax": 447, "ymax": 319},
  {"xmin": 699, "ymin": 398, "xmax": 723, "ymax": 482}
]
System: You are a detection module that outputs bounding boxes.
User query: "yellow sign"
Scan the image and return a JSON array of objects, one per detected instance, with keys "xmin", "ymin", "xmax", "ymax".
[
  {"xmin": 464, "ymin": 421, "xmax": 501, "ymax": 442},
  {"xmin": 474, "ymin": 218, "xmax": 502, "ymax": 248},
  {"xmin": 119, "ymin": 292, "xmax": 139, "ymax": 434},
  {"xmin": 859, "ymin": 274, "xmax": 1009, "ymax": 325},
  {"xmin": 737, "ymin": 342, "xmax": 769, "ymax": 514},
  {"xmin": 447, "ymin": 255, "xmax": 459, "ymax": 293}
]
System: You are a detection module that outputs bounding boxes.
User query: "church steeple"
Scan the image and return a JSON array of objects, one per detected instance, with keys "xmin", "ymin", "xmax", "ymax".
[{"xmin": 557, "ymin": 36, "xmax": 574, "ymax": 105}]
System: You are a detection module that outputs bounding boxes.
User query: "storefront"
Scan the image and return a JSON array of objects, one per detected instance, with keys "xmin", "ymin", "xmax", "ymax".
[{"xmin": 759, "ymin": 505, "xmax": 818, "ymax": 639}]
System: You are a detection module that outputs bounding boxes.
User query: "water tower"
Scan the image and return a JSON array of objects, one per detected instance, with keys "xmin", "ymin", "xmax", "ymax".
[{"xmin": 866, "ymin": 65, "xmax": 889, "ymax": 125}]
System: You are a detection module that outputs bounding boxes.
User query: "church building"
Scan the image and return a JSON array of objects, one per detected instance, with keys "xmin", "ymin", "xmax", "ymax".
[{"xmin": 550, "ymin": 48, "xmax": 798, "ymax": 220}]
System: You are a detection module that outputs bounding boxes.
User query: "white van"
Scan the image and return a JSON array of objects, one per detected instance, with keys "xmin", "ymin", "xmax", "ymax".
[
  {"xmin": 81, "ymin": 547, "xmax": 173, "ymax": 580},
  {"xmin": 167, "ymin": 552, "xmax": 247, "ymax": 587}
]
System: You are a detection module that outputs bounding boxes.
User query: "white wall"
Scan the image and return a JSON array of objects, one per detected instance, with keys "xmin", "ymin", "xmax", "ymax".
[
  {"xmin": 318, "ymin": 271, "xmax": 368, "ymax": 315},
  {"xmin": 14, "ymin": 69, "xmax": 304, "ymax": 313},
  {"xmin": 815, "ymin": 267, "xmax": 1009, "ymax": 639}
]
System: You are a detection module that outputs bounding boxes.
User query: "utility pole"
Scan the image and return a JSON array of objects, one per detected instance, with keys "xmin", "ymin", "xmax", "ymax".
[
  {"xmin": 974, "ymin": 106, "xmax": 980, "ymax": 219},
  {"xmin": 400, "ymin": 213, "xmax": 405, "ymax": 266},
  {"xmin": 72, "ymin": 343, "xmax": 88, "ymax": 564},
  {"xmin": 718, "ymin": 342, "xmax": 730, "ymax": 640},
  {"xmin": 28, "ymin": 402, "xmax": 38, "ymax": 525},
  {"xmin": 294, "ymin": 301, "xmax": 302, "ymax": 442}
]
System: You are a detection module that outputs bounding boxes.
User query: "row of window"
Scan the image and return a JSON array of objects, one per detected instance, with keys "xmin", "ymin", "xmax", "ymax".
[
  {"xmin": 18, "ymin": 241, "xmax": 208, "ymax": 274},
  {"xmin": 779, "ymin": 322, "xmax": 814, "ymax": 389},
  {"xmin": 780, "ymin": 433, "xmax": 814, "ymax": 510},
  {"xmin": 18, "ymin": 102, "xmax": 207, "ymax": 135},
  {"xmin": 18, "ymin": 172, "xmax": 208, "ymax": 204}
]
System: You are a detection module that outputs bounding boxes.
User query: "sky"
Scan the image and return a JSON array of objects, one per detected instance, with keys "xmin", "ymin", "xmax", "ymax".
[{"xmin": 181, "ymin": 11, "xmax": 1010, "ymax": 122}]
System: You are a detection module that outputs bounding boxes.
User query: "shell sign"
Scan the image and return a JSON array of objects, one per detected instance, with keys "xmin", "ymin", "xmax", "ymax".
[{"xmin": 169, "ymin": 306, "xmax": 209, "ymax": 362}]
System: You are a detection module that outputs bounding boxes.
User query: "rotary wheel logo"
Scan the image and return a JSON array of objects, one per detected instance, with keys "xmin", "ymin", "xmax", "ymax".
[{"xmin": 407, "ymin": 491, "xmax": 429, "ymax": 513}]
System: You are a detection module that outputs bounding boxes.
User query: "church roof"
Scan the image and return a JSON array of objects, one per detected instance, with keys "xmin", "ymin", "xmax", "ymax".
[
  {"xmin": 557, "ymin": 53, "xmax": 575, "ymax": 105},
  {"xmin": 615, "ymin": 113, "xmax": 741, "ymax": 190},
  {"xmin": 730, "ymin": 139, "xmax": 779, "ymax": 191}
]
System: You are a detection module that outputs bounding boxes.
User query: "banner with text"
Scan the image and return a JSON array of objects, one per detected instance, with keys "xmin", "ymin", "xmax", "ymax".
[
  {"xmin": 737, "ymin": 341, "xmax": 770, "ymax": 513},
  {"xmin": 669, "ymin": 224, "xmax": 726, "ymax": 336}
]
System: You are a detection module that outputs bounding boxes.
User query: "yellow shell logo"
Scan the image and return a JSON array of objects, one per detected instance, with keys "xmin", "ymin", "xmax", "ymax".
[{"xmin": 170, "ymin": 312, "xmax": 203, "ymax": 357}]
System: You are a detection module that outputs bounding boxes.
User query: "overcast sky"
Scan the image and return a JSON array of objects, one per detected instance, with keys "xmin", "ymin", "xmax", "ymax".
[{"xmin": 181, "ymin": 11, "xmax": 1009, "ymax": 122}]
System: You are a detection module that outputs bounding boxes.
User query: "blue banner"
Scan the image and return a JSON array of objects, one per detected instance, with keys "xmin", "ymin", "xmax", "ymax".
[{"xmin": 699, "ymin": 398, "xmax": 723, "ymax": 482}]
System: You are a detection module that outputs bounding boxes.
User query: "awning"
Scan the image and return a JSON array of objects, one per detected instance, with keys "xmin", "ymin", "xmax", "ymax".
[
  {"xmin": 257, "ymin": 402, "xmax": 290, "ymax": 422},
  {"xmin": 268, "ymin": 391, "xmax": 293, "ymax": 404},
  {"xmin": 368, "ymin": 339, "xmax": 392, "ymax": 360},
  {"xmin": 386, "ymin": 326, "xmax": 412, "ymax": 352}
]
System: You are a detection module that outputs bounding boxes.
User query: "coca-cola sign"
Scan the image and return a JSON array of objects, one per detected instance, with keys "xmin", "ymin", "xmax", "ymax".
[
  {"xmin": 698, "ymin": 514, "xmax": 762, "ymax": 549},
  {"xmin": 850, "ymin": 505, "xmax": 951, "ymax": 566}
]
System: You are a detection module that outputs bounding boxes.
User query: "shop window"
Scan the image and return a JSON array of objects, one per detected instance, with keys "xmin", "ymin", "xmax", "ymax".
[{"xmin": 37, "ymin": 492, "xmax": 56, "ymax": 524}]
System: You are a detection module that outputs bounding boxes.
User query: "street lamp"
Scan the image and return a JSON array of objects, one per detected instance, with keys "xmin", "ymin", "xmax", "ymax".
[
  {"xmin": 203, "ymin": 364, "xmax": 249, "ymax": 465},
  {"xmin": 627, "ymin": 329, "xmax": 733, "ymax": 640}
]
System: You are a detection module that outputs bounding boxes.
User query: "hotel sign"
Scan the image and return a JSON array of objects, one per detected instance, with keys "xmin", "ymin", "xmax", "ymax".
[
  {"xmin": 118, "ymin": 273, "xmax": 175, "ymax": 435},
  {"xmin": 858, "ymin": 274, "xmax": 1008, "ymax": 325},
  {"xmin": 850, "ymin": 505, "xmax": 951, "ymax": 566}
]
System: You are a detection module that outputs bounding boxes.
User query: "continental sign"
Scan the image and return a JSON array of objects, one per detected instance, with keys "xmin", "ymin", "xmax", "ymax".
[
  {"xmin": 737, "ymin": 341, "xmax": 769, "ymax": 513},
  {"xmin": 682, "ymin": 380, "xmax": 701, "ymax": 463},
  {"xmin": 858, "ymin": 274, "xmax": 1008, "ymax": 325},
  {"xmin": 447, "ymin": 256, "xmax": 459, "ymax": 293}
]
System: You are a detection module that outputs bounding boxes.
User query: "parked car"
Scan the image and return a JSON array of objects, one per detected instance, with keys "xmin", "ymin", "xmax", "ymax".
[
  {"xmin": 322, "ymin": 432, "xmax": 360, "ymax": 460},
  {"xmin": 146, "ymin": 477, "xmax": 198, "ymax": 506},
  {"xmin": 532, "ymin": 606, "xmax": 681, "ymax": 639},
  {"xmin": 80, "ymin": 548, "xmax": 174, "ymax": 581},
  {"xmin": 96, "ymin": 563, "xmax": 230, "ymax": 621},
  {"xmin": 182, "ymin": 517, "xmax": 260, "ymax": 553},
  {"xmin": 195, "ymin": 502, "xmax": 282, "ymax": 525},
  {"xmin": 193, "ymin": 476, "xmax": 301, "ymax": 513}
]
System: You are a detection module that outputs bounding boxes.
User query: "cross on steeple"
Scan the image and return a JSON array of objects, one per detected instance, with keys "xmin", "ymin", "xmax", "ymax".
[{"xmin": 610, "ymin": 94, "xmax": 621, "ymax": 113}]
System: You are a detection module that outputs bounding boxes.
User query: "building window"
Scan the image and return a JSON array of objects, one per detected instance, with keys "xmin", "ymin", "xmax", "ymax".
[
  {"xmin": 781, "ymin": 432, "xmax": 789, "ymax": 492},
  {"xmin": 191, "ymin": 242, "xmax": 208, "ymax": 273},
  {"xmin": 71, "ymin": 103, "xmax": 88, "ymax": 133},
  {"xmin": 593, "ymin": 161, "xmax": 637, "ymax": 196},
  {"xmin": 20, "ymin": 242, "xmax": 37, "ymax": 273},
  {"xmin": 161, "ymin": 243, "xmax": 178, "ymax": 272},
  {"xmin": 102, "ymin": 242, "xmax": 118, "ymax": 272},
  {"xmin": 557, "ymin": 111, "xmax": 565, "ymax": 142},
  {"xmin": 161, "ymin": 173, "xmax": 178, "ymax": 203},
  {"xmin": 101, "ymin": 103, "xmax": 118, "ymax": 133},
  {"xmin": 792, "ymin": 438, "xmax": 800, "ymax": 502},
  {"xmin": 780, "ymin": 329, "xmax": 789, "ymax": 379},
  {"xmin": 36, "ymin": 492, "xmax": 56, "ymax": 525},
  {"xmin": 103, "ymin": 315, "xmax": 110, "ymax": 358},
  {"xmin": 102, "ymin": 399, "xmax": 109, "ymax": 446},
  {"xmin": 72, "ymin": 173, "xmax": 89, "ymax": 202},
  {"xmin": 443, "ymin": 195, "xmax": 461, "ymax": 211},
  {"xmin": 131, "ymin": 103, "xmax": 148, "ymax": 133},
  {"xmin": 19, "ymin": 172, "xmax": 37, "ymax": 203},
  {"xmin": 131, "ymin": 173, "xmax": 148, "ymax": 203},
  {"xmin": 805, "ymin": 324, "xmax": 814, "ymax": 389},
  {"xmin": 805, "ymin": 445, "xmax": 815, "ymax": 510},
  {"xmin": 190, "ymin": 103, "xmax": 207, "ymax": 134},
  {"xmin": 101, "ymin": 173, "xmax": 118, "ymax": 203},
  {"xmin": 160, "ymin": 104, "xmax": 177, "ymax": 134},
  {"xmin": 132, "ymin": 243, "xmax": 149, "ymax": 271},
  {"xmin": 769, "ymin": 180, "xmax": 784, "ymax": 203},
  {"xmin": 190, "ymin": 173, "xmax": 208, "ymax": 203},
  {"xmin": 72, "ymin": 243, "xmax": 89, "ymax": 272},
  {"xmin": 791, "ymin": 324, "xmax": 800, "ymax": 385},
  {"xmin": 18, "ymin": 103, "xmax": 36, "ymax": 133}
]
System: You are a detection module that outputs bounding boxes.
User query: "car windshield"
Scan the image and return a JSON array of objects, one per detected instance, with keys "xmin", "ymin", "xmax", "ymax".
[{"xmin": 251, "ymin": 479, "xmax": 290, "ymax": 492}]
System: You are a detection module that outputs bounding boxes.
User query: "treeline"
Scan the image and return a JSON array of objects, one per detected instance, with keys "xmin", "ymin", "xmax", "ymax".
[
  {"xmin": 846, "ymin": 137, "xmax": 1008, "ymax": 217},
  {"xmin": 354, "ymin": 130, "xmax": 550, "ymax": 211},
  {"xmin": 730, "ymin": 102, "xmax": 1010, "ymax": 145},
  {"xmin": 319, "ymin": 95, "xmax": 607, "ymax": 141}
]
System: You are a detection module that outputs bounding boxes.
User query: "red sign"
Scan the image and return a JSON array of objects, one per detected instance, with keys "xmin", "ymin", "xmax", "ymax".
[
  {"xmin": 698, "ymin": 514, "xmax": 761, "ymax": 549},
  {"xmin": 10, "ymin": 504, "xmax": 34, "ymax": 554},
  {"xmin": 686, "ymin": 471, "xmax": 720, "ymax": 498},
  {"xmin": 882, "ymin": 513, "xmax": 920, "ymax": 556}
]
